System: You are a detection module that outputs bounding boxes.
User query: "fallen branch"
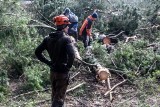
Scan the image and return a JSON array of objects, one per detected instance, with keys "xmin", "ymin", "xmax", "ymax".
[
  {"xmin": 104, "ymin": 79, "xmax": 127, "ymax": 96},
  {"xmin": 15, "ymin": 82, "xmax": 86, "ymax": 106},
  {"xmin": 136, "ymin": 25, "xmax": 160, "ymax": 31},
  {"xmin": 73, "ymin": 98, "xmax": 87, "ymax": 106},
  {"xmin": 28, "ymin": 25, "xmax": 56, "ymax": 30},
  {"xmin": 147, "ymin": 60, "xmax": 157, "ymax": 75},
  {"xmin": 32, "ymin": 3, "xmax": 53, "ymax": 24},
  {"xmin": 135, "ymin": 63, "xmax": 142, "ymax": 75},
  {"xmin": 9, "ymin": 71, "xmax": 81, "ymax": 103},
  {"xmin": 107, "ymin": 78, "xmax": 112, "ymax": 101},
  {"xmin": 108, "ymin": 68, "xmax": 127, "ymax": 76},
  {"xmin": 70, "ymin": 72, "xmax": 80, "ymax": 80},
  {"xmin": 109, "ymin": 31, "xmax": 125, "ymax": 38},
  {"xmin": 20, "ymin": 99, "xmax": 51, "ymax": 106},
  {"xmin": 30, "ymin": 19, "xmax": 56, "ymax": 30},
  {"xmin": 117, "ymin": 93, "xmax": 138, "ymax": 105},
  {"xmin": 110, "ymin": 56, "xmax": 118, "ymax": 68},
  {"xmin": 11, "ymin": 88, "xmax": 50, "ymax": 100},
  {"xmin": 66, "ymin": 82, "xmax": 86, "ymax": 92},
  {"xmin": 76, "ymin": 58, "xmax": 127, "ymax": 78},
  {"xmin": 76, "ymin": 58, "xmax": 97, "ymax": 66}
]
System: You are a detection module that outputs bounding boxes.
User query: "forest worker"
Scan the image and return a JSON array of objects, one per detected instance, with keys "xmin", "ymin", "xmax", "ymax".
[
  {"xmin": 35, "ymin": 15, "xmax": 75, "ymax": 107},
  {"xmin": 63, "ymin": 7, "xmax": 79, "ymax": 41},
  {"xmin": 79, "ymin": 12, "xmax": 98, "ymax": 48}
]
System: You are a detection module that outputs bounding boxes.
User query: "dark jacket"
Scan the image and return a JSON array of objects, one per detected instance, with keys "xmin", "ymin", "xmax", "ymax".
[
  {"xmin": 79, "ymin": 15, "xmax": 94, "ymax": 36},
  {"xmin": 35, "ymin": 31, "xmax": 75, "ymax": 73},
  {"xmin": 63, "ymin": 8, "xmax": 78, "ymax": 23}
]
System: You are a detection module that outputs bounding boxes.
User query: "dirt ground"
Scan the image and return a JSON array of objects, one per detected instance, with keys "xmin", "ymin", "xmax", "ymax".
[{"xmin": 1, "ymin": 65, "xmax": 160, "ymax": 107}]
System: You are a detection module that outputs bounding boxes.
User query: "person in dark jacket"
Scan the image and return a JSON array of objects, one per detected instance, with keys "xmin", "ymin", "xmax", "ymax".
[
  {"xmin": 35, "ymin": 15, "xmax": 75, "ymax": 107},
  {"xmin": 63, "ymin": 8, "xmax": 78, "ymax": 41},
  {"xmin": 79, "ymin": 12, "xmax": 98, "ymax": 48}
]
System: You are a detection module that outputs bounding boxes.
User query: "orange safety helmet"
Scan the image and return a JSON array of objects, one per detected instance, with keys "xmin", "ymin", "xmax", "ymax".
[{"xmin": 53, "ymin": 15, "xmax": 71, "ymax": 26}]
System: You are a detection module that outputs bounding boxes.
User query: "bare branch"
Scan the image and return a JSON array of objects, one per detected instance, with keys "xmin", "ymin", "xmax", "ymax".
[
  {"xmin": 30, "ymin": 19, "xmax": 56, "ymax": 30},
  {"xmin": 28, "ymin": 24, "xmax": 56, "ymax": 30},
  {"xmin": 31, "ymin": 3, "xmax": 54, "ymax": 24},
  {"xmin": 66, "ymin": 82, "xmax": 86, "ymax": 92},
  {"xmin": 109, "ymin": 55, "xmax": 118, "ymax": 68},
  {"xmin": 108, "ymin": 68, "xmax": 126, "ymax": 76},
  {"xmin": 104, "ymin": 79, "xmax": 127, "ymax": 96},
  {"xmin": 11, "ymin": 88, "xmax": 50, "ymax": 100},
  {"xmin": 76, "ymin": 58, "xmax": 127, "ymax": 77},
  {"xmin": 147, "ymin": 60, "xmax": 157, "ymax": 75},
  {"xmin": 109, "ymin": 31, "xmax": 125, "ymax": 38},
  {"xmin": 107, "ymin": 78, "xmax": 112, "ymax": 101},
  {"xmin": 70, "ymin": 72, "xmax": 80, "ymax": 80},
  {"xmin": 76, "ymin": 58, "xmax": 97, "ymax": 66},
  {"xmin": 136, "ymin": 25, "xmax": 160, "ymax": 31}
]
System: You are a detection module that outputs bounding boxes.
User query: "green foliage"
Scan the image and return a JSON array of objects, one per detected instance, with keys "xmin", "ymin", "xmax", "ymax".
[
  {"xmin": 92, "ymin": 39, "xmax": 160, "ymax": 81},
  {"xmin": 0, "ymin": 70, "xmax": 9, "ymax": 86},
  {"xmin": 131, "ymin": 39, "xmax": 149, "ymax": 49},
  {"xmin": 0, "ymin": 91, "xmax": 7, "ymax": 102},
  {"xmin": 108, "ymin": 7, "xmax": 140, "ymax": 35},
  {"xmin": 33, "ymin": 1, "xmax": 76, "ymax": 22},
  {"xmin": 134, "ymin": 75, "xmax": 160, "ymax": 95},
  {"xmin": 0, "ymin": 0, "xmax": 49, "ymax": 95},
  {"xmin": 0, "ymin": 1, "xmax": 30, "ymax": 39},
  {"xmin": 2, "ymin": 34, "xmax": 50, "ymax": 91},
  {"xmin": 0, "ymin": 0, "xmax": 31, "ymax": 98},
  {"xmin": 92, "ymin": 42, "xmax": 108, "ymax": 64},
  {"xmin": 3, "ymin": 33, "xmax": 41, "ymax": 78},
  {"xmin": 0, "ymin": 0, "xmax": 160, "ymax": 104},
  {"xmin": 145, "ymin": 0, "xmax": 160, "ymax": 25},
  {"xmin": 76, "ymin": 41, "xmax": 85, "ymax": 57},
  {"xmin": 33, "ymin": 0, "xmax": 110, "ymax": 33},
  {"xmin": 74, "ymin": 0, "xmax": 110, "ymax": 32},
  {"xmin": 23, "ymin": 64, "xmax": 50, "ymax": 91},
  {"xmin": 71, "ymin": 84, "xmax": 86, "ymax": 97},
  {"xmin": 0, "ymin": 70, "xmax": 9, "ymax": 102},
  {"xmin": 152, "ymin": 70, "xmax": 160, "ymax": 80},
  {"xmin": 111, "ymin": 41, "xmax": 159, "ymax": 76},
  {"xmin": 31, "ymin": 0, "xmax": 78, "ymax": 35}
]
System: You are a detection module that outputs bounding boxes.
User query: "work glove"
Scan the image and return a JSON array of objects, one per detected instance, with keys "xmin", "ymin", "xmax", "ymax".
[
  {"xmin": 86, "ymin": 35, "xmax": 93, "ymax": 41},
  {"xmin": 89, "ymin": 36, "xmax": 93, "ymax": 42}
]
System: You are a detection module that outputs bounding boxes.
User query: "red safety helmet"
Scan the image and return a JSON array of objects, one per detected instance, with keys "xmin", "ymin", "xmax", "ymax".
[{"xmin": 53, "ymin": 15, "xmax": 71, "ymax": 26}]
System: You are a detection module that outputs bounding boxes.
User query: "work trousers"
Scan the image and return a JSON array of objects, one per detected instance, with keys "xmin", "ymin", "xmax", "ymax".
[
  {"xmin": 50, "ymin": 71, "xmax": 69, "ymax": 107},
  {"xmin": 82, "ymin": 35, "xmax": 92, "ymax": 48}
]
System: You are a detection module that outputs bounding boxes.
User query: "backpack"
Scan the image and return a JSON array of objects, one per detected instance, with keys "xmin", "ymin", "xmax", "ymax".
[{"xmin": 69, "ymin": 13, "xmax": 78, "ymax": 23}]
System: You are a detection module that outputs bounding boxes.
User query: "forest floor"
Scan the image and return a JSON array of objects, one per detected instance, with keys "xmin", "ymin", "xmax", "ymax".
[{"xmin": 1, "ymin": 66, "xmax": 160, "ymax": 107}]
